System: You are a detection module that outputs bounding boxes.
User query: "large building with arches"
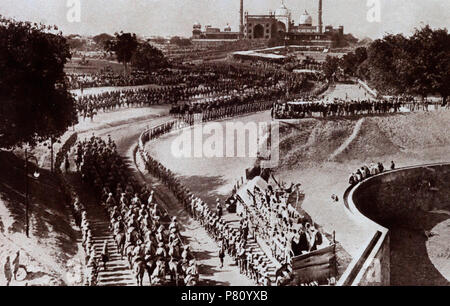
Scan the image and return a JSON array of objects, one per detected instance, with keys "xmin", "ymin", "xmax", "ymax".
[
  {"xmin": 243, "ymin": 1, "xmax": 292, "ymax": 41},
  {"xmin": 192, "ymin": 0, "xmax": 344, "ymax": 50}
]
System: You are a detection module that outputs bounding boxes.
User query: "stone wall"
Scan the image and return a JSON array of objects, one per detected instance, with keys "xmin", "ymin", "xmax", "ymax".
[
  {"xmin": 353, "ymin": 164, "xmax": 450, "ymax": 228},
  {"xmin": 344, "ymin": 163, "xmax": 450, "ymax": 286}
]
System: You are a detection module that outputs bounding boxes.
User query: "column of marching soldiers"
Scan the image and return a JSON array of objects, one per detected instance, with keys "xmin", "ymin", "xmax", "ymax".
[
  {"xmin": 139, "ymin": 126, "xmax": 275, "ymax": 286},
  {"xmin": 74, "ymin": 62, "xmax": 307, "ymax": 121},
  {"xmin": 272, "ymin": 96, "xmax": 446, "ymax": 119},
  {"xmin": 70, "ymin": 135, "xmax": 199, "ymax": 286},
  {"xmin": 73, "ymin": 62, "xmax": 448, "ymax": 123}
]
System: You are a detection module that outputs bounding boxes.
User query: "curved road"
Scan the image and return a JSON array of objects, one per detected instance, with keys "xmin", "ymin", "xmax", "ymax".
[{"xmin": 74, "ymin": 107, "xmax": 254, "ymax": 286}]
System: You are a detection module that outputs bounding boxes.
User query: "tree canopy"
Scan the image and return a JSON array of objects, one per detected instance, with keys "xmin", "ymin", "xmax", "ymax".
[
  {"xmin": 105, "ymin": 32, "xmax": 139, "ymax": 73},
  {"xmin": 132, "ymin": 42, "xmax": 168, "ymax": 72},
  {"xmin": 338, "ymin": 26, "xmax": 449, "ymax": 102},
  {"xmin": 340, "ymin": 47, "xmax": 367, "ymax": 76},
  {"xmin": 93, "ymin": 33, "xmax": 114, "ymax": 48},
  {"xmin": 322, "ymin": 56, "xmax": 340, "ymax": 81},
  {"xmin": 0, "ymin": 16, "xmax": 77, "ymax": 148}
]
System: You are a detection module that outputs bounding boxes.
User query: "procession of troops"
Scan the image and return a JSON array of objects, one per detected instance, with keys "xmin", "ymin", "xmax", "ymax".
[
  {"xmin": 135, "ymin": 118, "xmax": 332, "ymax": 286},
  {"xmin": 271, "ymin": 95, "xmax": 443, "ymax": 119},
  {"xmin": 72, "ymin": 60, "xmax": 447, "ymax": 127},
  {"xmin": 54, "ymin": 54, "xmax": 449, "ymax": 287},
  {"xmin": 139, "ymin": 129, "xmax": 275, "ymax": 286},
  {"xmin": 72, "ymin": 135, "xmax": 199, "ymax": 286},
  {"xmin": 74, "ymin": 62, "xmax": 307, "ymax": 121}
]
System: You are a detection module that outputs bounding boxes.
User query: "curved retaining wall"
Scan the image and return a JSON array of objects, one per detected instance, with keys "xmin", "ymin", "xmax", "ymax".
[{"xmin": 339, "ymin": 163, "xmax": 450, "ymax": 286}]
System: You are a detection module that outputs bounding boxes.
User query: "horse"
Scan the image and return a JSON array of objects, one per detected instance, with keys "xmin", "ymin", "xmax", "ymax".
[
  {"xmin": 124, "ymin": 243, "xmax": 136, "ymax": 267},
  {"xmin": 184, "ymin": 273, "xmax": 198, "ymax": 286},
  {"xmin": 114, "ymin": 232, "xmax": 126, "ymax": 257},
  {"xmin": 126, "ymin": 227, "xmax": 140, "ymax": 245},
  {"xmin": 132, "ymin": 257, "xmax": 147, "ymax": 286},
  {"xmin": 150, "ymin": 261, "xmax": 166, "ymax": 286},
  {"xmin": 167, "ymin": 259, "xmax": 184, "ymax": 286},
  {"xmin": 168, "ymin": 243, "xmax": 181, "ymax": 259},
  {"xmin": 145, "ymin": 256, "xmax": 156, "ymax": 284}
]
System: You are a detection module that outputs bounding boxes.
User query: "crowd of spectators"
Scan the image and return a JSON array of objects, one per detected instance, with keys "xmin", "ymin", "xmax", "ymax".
[
  {"xmin": 232, "ymin": 181, "xmax": 326, "ymax": 267},
  {"xmin": 348, "ymin": 161, "xmax": 397, "ymax": 186}
]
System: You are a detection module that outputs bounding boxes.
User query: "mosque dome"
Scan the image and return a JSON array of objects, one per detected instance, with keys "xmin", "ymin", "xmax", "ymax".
[
  {"xmin": 299, "ymin": 10, "xmax": 312, "ymax": 25},
  {"xmin": 275, "ymin": 1, "xmax": 290, "ymax": 16}
]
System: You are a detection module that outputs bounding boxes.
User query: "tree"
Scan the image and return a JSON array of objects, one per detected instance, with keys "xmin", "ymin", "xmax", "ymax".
[
  {"xmin": 407, "ymin": 26, "xmax": 450, "ymax": 101},
  {"xmin": 93, "ymin": 33, "xmax": 114, "ymax": 48},
  {"xmin": 342, "ymin": 25, "xmax": 449, "ymax": 100},
  {"xmin": 322, "ymin": 56, "xmax": 340, "ymax": 81},
  {"xmin": 66, "ymin": 34, "xmax": 86, "ymax": 50},
  {"xmin": 364, "ymin": 34, "xmax": 409, "ymax": 94},
  {"xmin": 105, "ymin": 32, "xmax": 138, "ymax": 74},
  {"xmin": 0, "ymin": 16, "xmax": 77, "ymax": 148},
  {"xmin": 132, "ymin": 42, "xmax": 168, "ymax": 72},
  {"xmin": 340, "ymin": 47, "xmax": 367, "ymax": 76}
]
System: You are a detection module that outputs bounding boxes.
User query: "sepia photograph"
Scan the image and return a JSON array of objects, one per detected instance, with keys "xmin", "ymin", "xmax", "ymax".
[{"xmin": 0, "ymin": 0, "xmax": 449, "ymax": 294}]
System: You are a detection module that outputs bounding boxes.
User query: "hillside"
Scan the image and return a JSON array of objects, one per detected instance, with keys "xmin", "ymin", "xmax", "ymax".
[
  {"xmin": 273, "ymin": 110, "xmax": 450, "ymax": 259},
  {"xmin": 277, "ymin": 110, "xmax": 450, "ymax": 170},
  {"xmin": 0, "ymin": 151, "xmax": 83, "ymax": 286}
]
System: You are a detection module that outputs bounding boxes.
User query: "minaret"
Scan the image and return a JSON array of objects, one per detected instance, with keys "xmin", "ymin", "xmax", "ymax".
[
  {"xmin": 318, "ymin": 0, "xmax": 323, "ymax": 34},
  {"xmin": 240, "ymin": 0, "xmax": 244, "ymax": 37}
]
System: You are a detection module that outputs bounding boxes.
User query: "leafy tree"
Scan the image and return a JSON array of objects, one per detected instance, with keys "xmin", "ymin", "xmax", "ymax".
[
  {"xmin": 105, "ymin": 32, "xmax": 138, "ymax": 74},
  {"xmin": 0, "ymin": 16, "xmax": 77, "ymax": 148},
  {"xmin": 364, "ymin": 34, "xmax": 409, "ymax": 94},
  {"xmin": 132, "ymin": 42, "xmax": 168, "ymax": 72},
  {"xmin": 322, "ymin": 56, "xmax": 340, "ymax": 81},
  {"xmin": 66, "ymin": 36, "xmax": 86, "ymax": 50},
  {"xmin": 93, "ymin": 33, "xmax": 114, "ymax": 48},
  {"xmin": 350, "ymin": 25, "xmax": 449, "ymax": 101},
  {"xmin": 340, "ymin": 47, "xmax": 367, "ymax": 76},
  {"xmin": 407, "ymin": 26, "xmax": 450, "ymax": 101}
]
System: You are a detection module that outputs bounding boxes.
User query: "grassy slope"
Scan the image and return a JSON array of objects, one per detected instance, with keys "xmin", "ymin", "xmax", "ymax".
[{"xmin": 0, "ymin": 151, "xmax": 82, "ymax": 286}]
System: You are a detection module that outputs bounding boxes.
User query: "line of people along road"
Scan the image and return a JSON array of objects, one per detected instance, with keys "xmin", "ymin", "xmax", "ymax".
[
  {"xmin": 74, "ymin": 135, "xmax": 199, "ymax": 286},
  {"xmin": 273, "ymin": 96, "xmax": 446, "ymax": 119},
  {"xmin": 139, "ymin": 130, "xmax": 274, "ymax": 286},
  {"xmin": 73, "ymin": 63, "xmax": 308, "ymax": 120}
]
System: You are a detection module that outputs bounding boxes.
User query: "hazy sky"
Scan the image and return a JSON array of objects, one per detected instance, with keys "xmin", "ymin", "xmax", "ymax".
[{"xmin": 0, "ymin": 0, "xmax": 448, "ymax": 39}]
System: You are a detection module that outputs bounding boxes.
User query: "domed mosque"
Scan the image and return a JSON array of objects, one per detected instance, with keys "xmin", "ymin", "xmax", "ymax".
[
  {"xmin": 192, "ymin": 0, "xmax": 344, "ymax": 50},
  {"xmin": 274, "ymin": 0, "xmax": 292, "ymax": 33},
  {"xmin": 299, "ymin": 10, "xmax": 313, "ymax": 26},
  {"xmin": 275, "ymin": 0, "xmax": 290, "ymax": 16}
]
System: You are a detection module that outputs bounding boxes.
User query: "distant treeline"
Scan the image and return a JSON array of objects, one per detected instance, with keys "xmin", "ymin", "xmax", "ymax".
[{"xmin": 324, "ymin": 25, "xmax": 450, "ymax": 103}]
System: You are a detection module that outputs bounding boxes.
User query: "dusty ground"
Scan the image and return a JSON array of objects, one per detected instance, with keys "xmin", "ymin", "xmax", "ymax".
[{"xmin": 147, "ymin": 112, "xmax": 272, "ymax": 205}]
